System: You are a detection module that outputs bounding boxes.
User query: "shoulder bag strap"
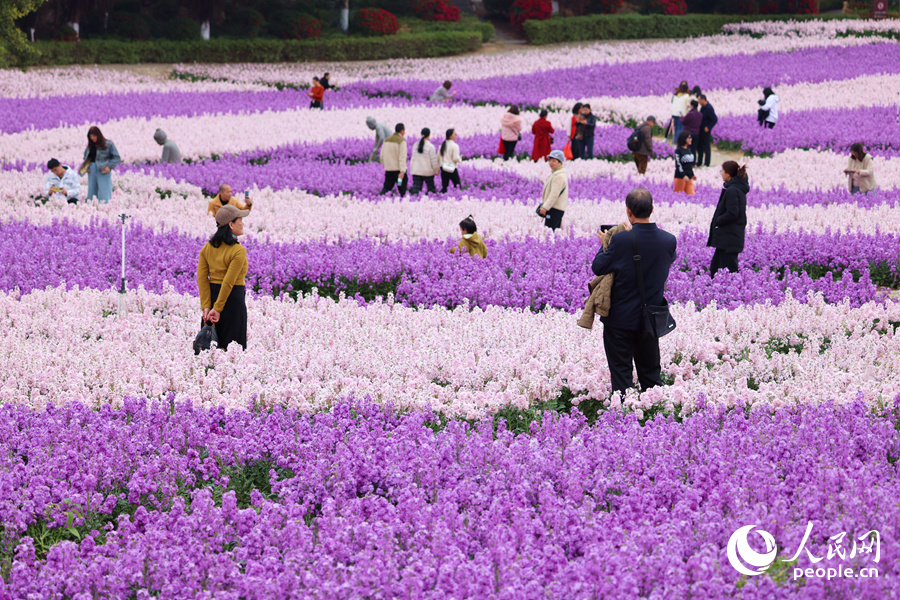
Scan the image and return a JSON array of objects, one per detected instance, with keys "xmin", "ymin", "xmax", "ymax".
[{"xmin": 630, "ymin": 229, "xmax": 648, "ymax": 308}]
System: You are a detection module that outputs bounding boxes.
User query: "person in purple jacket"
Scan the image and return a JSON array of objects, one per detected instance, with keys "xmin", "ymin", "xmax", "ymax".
[{"xmin": 681, "ymin": 100, "xmax": 702, "ymax": 157}]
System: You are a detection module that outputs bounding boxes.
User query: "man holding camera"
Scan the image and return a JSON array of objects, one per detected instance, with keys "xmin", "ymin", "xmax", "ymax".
[{"xmin": 591, "ymin": 188, "xmax": 676, "ymax": 394}]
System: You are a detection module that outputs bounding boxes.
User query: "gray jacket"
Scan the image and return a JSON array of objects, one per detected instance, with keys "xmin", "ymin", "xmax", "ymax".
[
  {"xmin": 83, "ymin": 141, "xmax": 122, "ymax": 171},
  {"xmin": 367, "ymin": 117, "xmax": 392, "ymax": 162},
  {"xmin": 154, "ymin": 128, "xmax": 182, "ymax": 163}
]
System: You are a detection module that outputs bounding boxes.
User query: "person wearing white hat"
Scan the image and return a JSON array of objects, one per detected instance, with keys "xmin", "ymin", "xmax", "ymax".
[
  {"xmin": 197, "ymin": 204, "xmax": 250, "ymax": 351},
  {"xmin": 538, "ymin": 149, "xmax": 569, "ymax": 231}
]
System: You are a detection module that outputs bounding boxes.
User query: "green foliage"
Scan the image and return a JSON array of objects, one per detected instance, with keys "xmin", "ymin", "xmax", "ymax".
[
  {"xmin": 523, "ymin": 12, "xmax": 854, "ymax": 44},
  {"xmin": 483, "ymin": 0, "xmax": 515, "ymax": 18},
  {"xmin": 163, "ymin": 16, "xmax": 202, "ymax": 41},
  {"xmin": 401, "ymin": 15, "xmax": 495, "ymax": 42},
  {"xmin": 19, "ymin": 31, "xmax": 483, "ymax": 66},
  {"xmin": 1, "ymin": 0, "xmax": 47, "ymax": 61}
]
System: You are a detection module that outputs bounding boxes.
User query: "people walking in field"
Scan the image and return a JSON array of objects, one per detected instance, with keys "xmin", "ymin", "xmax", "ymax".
[
  {"xmin": 207, "ymin": 184, "xmax": 253, "ymax": 219},
  {"xmin": 440, "ymin": 129, "xmax": 462, "ymax": 193},
  {"xmin": 631, "ymin": 116, "xmax": 655, "ymax": 175},
  {"xmin": 153, "ymin": 128, "xmax": 182, "ymax": 164},
  {"xmin": 846, "ymin": 142, "xmax": 877, "ymax": 195},
  {"xmin": 697, "ymin": 95, "xmax": 718, "ymax": 168},
  {"xmin": 538, "ymin": 150, "xmax": 568, "ymax": 231},
  {"xmin": 708, "ymin": 161, "xmax": 749, "ymax": 277},
  {"xmin": 450, "ymin": 215, "xmax": 487, "ymax": 258},
  {"xmin": 366, "ymin": 116, "xmax": 392, "ymax": 163},
  {"xmin": 197, "ymin": 204, "xmax": 250, "ymax": 351},
  {"xmin": 83, "ymin": 126, "xmax": 121, "ymax": 203},
  {"xmin": 758, "ymin": 86, "xmax": 779, "ymax": 128},
  {"xmin": 674, "ymin": 132, "xmax": 696, "ymax": 196},
  {"xmin": 309, "ymin": 77, "xmax": 325, "ymax": 109},
  {"xmin": 499, "ymin": 105, "xmax": 524, "ymax": 161},
  {"xmin": 531, "ymin": 109, "xmax": 554, "ymax": 162},
  {"xmin": 409, "ymin": 127, "xmax": 440, "ymax": 195},
  {"xmin": 380, "ymin": 123, "xmax": 409, "ymax": 196},
  {"xmin": 429, "ymin": 81, "xmax": 456, "ymax": 103},
  {"xmin": 44, "ymin": 158, "xmax": 81, "ymax": 204}
]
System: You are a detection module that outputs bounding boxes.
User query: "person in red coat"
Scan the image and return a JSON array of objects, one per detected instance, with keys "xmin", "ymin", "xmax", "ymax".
[{"xmin": 531, "ymin": 109, "xmax": 555, "ymax": 162}]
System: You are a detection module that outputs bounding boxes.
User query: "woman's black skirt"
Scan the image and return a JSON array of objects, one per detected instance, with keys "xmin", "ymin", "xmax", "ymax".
[{"xmin": 207, "ymin": 283, "xmax": 247, "ymax": 350}]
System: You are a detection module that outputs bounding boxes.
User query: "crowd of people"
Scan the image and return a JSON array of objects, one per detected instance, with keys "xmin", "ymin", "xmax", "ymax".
[{"xmin": 34, "ymin": 78, "xmax": 882, "ymax": 396}]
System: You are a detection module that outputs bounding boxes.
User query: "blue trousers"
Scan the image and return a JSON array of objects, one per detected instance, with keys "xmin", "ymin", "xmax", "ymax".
[{"xmin": 87, "ymin": 169, "xmax": 113, "ymax": 202}]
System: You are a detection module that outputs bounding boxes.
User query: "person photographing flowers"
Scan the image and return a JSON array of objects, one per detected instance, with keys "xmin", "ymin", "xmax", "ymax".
[{"xmin": 197, "ymin": 204, "xmax": 250, "ymax": 351}]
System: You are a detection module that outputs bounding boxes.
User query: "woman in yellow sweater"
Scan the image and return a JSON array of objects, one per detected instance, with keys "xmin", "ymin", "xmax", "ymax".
[{"xmin": 197, "ymin": 204, "xmax": 250, "ymax": 350}]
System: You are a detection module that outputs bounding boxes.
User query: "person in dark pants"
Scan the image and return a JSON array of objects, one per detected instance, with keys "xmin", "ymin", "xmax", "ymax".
[
  {"xmin": 538, "ymin": 150, "xmax": 569, "ymax": 231},
  {"xmin": 570, "ymin": 102, "xmax": 583, "ymax": 160},
  {"xmin": 197, "ymin": 204, "xmax": 250, "ymax": 351},
  {"xmin": 591, "ymin": 188, "xmax": 677, "ymax": 395},
  {"xmin": 380, "ymin": 123, "xmax": 408, "ymax": 196},
  {"xmin": 632, "ymin": 116, "xmax": 655, "ymax": 175},
  {"xmin": 697, "ymin": 95, "xmax": 717, "ymax": 168},
  {"xmin": 707, "ymin": 161, "xmax": 749, "ymax": 277},
  {"xmin": 500, "ymin": 105, "xmax": 524, "ymax": 161},
  {"xmin": 578, "ymin": 104, "xmax": 597, "ymax": 159}
]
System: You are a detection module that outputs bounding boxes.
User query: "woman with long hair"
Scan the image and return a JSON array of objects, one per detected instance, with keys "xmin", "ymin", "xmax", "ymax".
[
  {"xmin": 439, "ymin": 128, "xmax": 462, "ymax": 193},
  {"xmin": 757, "ymin": 86, "xmax": 779, "ymax": 128},
  {"xmin": 499, "ymin": 105, "xmax": 524, "ymax": 161},
  {"xmin": 707, "ymin": 161, "xmax": 749, "ymax": 277},
  {"xmin": 197, "ymin": 204, "xmax": 250, "ymax": 351},
  {"xmin": 846, "ymin": 142, "xmax": 877, "ymax": 195},
  {"xmin": 409, "ymin": 127, "xmax": 439, "ymax": 194},
  {"xmin": 673, "ymin": 131, "xmax": 696, "ymax": 195},
  {"xmin": 82, "ymin": 126, "xmax": 121, "ymax": 202}
]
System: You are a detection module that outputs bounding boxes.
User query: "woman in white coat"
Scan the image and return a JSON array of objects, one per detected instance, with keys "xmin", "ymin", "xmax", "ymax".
[
  {"xmin": 439, "ymin": 128, "xmax": 462, "ymax": 193},
  {"xmin": 409, "ymin": 128, "xmax": 440, "ymax": 194}
]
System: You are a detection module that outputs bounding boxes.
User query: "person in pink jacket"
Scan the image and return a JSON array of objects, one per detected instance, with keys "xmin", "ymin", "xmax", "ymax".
[{"xmin": 500, "ymin": 105, "xmax": 524, "ymax": 161}]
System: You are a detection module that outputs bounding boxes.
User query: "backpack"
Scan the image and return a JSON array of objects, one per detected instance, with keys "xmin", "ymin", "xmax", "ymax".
[
  {"xmin": 193, "ymin": 322, "xmax": 218, "ymax": 355},
  {"xmin": 626, "ymin": 126, "xmax": 644, "ymax": 152}
]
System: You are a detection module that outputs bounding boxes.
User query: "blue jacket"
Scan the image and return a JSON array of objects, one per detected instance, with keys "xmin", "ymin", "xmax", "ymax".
[
  {"xmin": 591, "ymin": 223, "xmax": 677, "ymax": 331},
  {"xmin": 83, "ymin": 141, "xmax": 122, "ymax": 171}
]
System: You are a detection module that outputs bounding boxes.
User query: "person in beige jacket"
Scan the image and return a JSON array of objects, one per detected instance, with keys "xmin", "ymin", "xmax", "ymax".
[
  {"xmin": 380, "ymin": 123, "xmax": 408, "ymax": 196},
  {"xmin": 439, "ymin": 128, "xmax": 462, "ymax": 193},
  {"xmin": 409, "ymin": 127, "xmax": 440, "ymax": 195},
  {"xmin": 846, "ymin": 142, "xmax": 877, "ymax": 194},
  {"xmin": 578, "ymin": 223, "xmax": 627, "ymax": 329},
  {"xmin": 538, "ymin": 149, "xmax": 569, "ymax": 231}
]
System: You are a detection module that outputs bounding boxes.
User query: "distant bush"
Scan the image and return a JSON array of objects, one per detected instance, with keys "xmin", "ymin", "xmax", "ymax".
[
  {"xmin": 353, "ymin": 8, "xmax": 401, "ymax": 35},
  {"xmin": 163, "ymin": 17, "xmax": 202, "ymax": 41},
  {"xmin": 511, "ymin": 0, "xmax": 552, "ymax": 29},
  {"xmin": 415, "ymin": 0, "xmax": 462, "ymax": 22},
  {"xmin": 268, "ymin": 11, "xmax": 323, "ymax": 39}
]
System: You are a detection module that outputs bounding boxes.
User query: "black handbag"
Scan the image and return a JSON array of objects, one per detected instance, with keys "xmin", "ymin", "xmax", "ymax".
[
  {"xmin": 536, "ymin": 183, "xmax": 567, "ymax": 216},
  {"xmin": 193, "ymin": 320, "xmax": 218, "ymax": 355},
  {"xmin": 630, "ymin": 231, "xmax": 676, "ymax": 339}
]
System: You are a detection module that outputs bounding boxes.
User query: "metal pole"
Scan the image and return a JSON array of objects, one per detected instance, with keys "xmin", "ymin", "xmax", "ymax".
[{"xmin": 118, "ymin": 214, "xmax": 130, "ymax": 317}]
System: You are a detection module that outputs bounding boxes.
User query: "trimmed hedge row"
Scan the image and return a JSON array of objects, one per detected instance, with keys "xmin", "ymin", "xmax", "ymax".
[
  {"xmin": 18, "ymin": 31, "xmax": 483, "ymax": 66},
  {"xmin": 523, "ymin": 13, "xmax": 855, "ymax": 45}
]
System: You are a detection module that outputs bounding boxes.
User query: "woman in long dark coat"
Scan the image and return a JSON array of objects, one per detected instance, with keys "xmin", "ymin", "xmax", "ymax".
[{"xmin": 707, "ymin": 160, "xmax": 748, "ymax": 277}]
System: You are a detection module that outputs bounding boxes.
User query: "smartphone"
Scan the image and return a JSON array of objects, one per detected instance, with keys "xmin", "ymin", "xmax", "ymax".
[
  {"xmin": 244, "ymin": 191, "xmax": 250, "ymax": 198},
  {"xmin": 599, "ymin": 224, "xmax": 616, "ymax": 232}
]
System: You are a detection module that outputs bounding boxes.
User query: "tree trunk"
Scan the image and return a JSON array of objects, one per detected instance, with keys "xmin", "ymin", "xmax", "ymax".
[
  {"xmin": 201, "ymin": 20, "xmax": 210, "ymax": 40},
  {"xmin": 341, "ymin": 0, "xmax": 349, "ymax": 32}
]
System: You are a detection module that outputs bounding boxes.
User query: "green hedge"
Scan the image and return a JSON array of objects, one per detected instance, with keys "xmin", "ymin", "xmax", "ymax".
[
  {"xmin": 523, "ymin": 13, "xmax": 854, "ymax": 45},
  {"xmin": 18, "ymin": 31, "xmax": 482, "ymax": 66}
]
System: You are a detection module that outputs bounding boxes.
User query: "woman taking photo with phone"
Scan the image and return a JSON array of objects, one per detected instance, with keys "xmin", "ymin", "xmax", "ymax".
[{"xmin": 197, "ymin": 204, "xmax": 250, "ymax": 351}]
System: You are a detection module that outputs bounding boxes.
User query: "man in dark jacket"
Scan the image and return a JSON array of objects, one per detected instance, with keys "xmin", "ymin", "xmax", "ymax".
[
  {"xmin": 632, "ymin": 116, "xmax": 655, "ymax": 175},
  {"xmin": 592, "ymin": 188, "xmax": 677, "ymax": 394},
  {"xmin": 698, "ymin": 95, "xmax": 718, "ymax": 168},
  {"xmin": 707, "ymin": 161, "xmax": 749, "ymax": 276}
]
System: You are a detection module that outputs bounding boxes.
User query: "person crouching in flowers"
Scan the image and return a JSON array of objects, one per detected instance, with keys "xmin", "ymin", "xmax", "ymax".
[
  {"xmin": 197, "ymin": 205, "xmax": 250, "ymax": 351},
  {"xmin": 450, "ymin": 215, "xmax": 487, "ymax": 258}
]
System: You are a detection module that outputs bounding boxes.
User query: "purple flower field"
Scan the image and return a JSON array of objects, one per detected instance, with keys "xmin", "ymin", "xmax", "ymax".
[
  {"xmin": 0, "ymin": 220, "xmax": 894, "ymax": 310},
  {"xmin": 1, "ymin": 399, "xmax": 897, "ymax": 599}
]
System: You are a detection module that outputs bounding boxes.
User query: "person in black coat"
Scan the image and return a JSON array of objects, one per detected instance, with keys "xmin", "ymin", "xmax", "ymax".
[
  {"xmin": 707, "ymin": 161, "xmax": 749, "ymax": 277},
  {"xmin": 592, "ymin": 188, "xmax": 677, "ymax": 395},
  {"xmin": 698, "ymin": 95, "xmax": 718, "ymax": 168}
]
